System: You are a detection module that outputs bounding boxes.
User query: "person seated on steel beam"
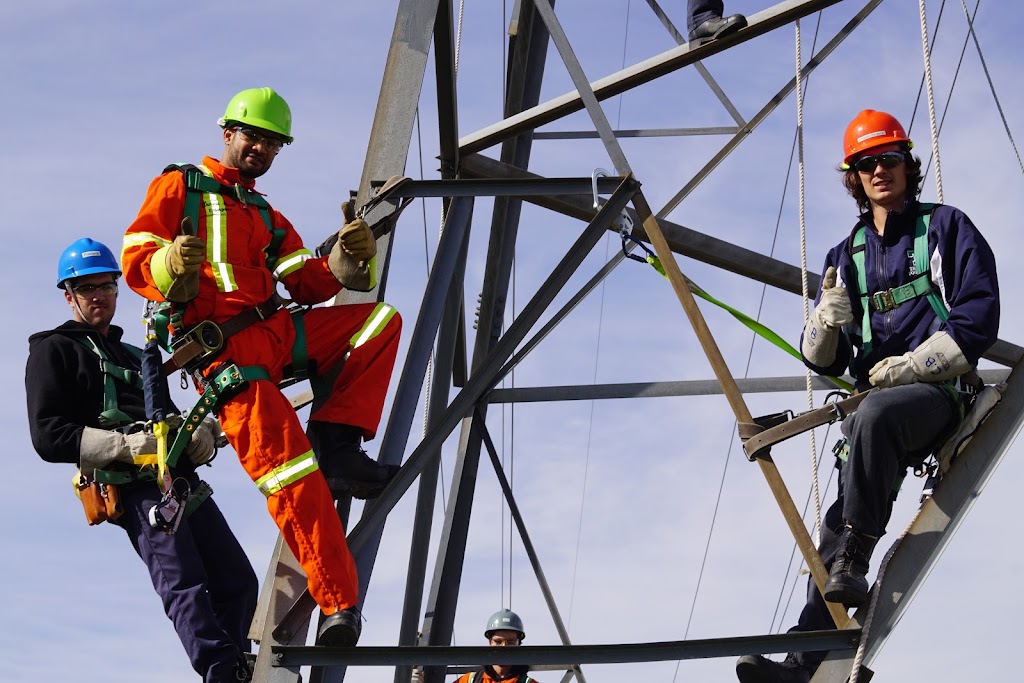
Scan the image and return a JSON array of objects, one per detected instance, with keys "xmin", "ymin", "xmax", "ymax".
[
  {"xmin": 736, "ymin": 110, "xmax": 999, "ymax": 683},
  {"xmin": 412, "ymin": 610, "xmax": 540, "ymax": 683},
  {"xmin": 688, "ymin": 0, "xmax": 748, "ymax": 45}
]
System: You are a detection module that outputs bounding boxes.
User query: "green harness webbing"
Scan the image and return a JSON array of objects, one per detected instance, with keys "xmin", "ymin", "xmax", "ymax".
[
  {"xmin": 850, "ymin": 203, "xmax": 950, "ymax": 355},
  {"xmin": 77, "ymin": 337, "xmax": 145, "ymax": 429},
  {"xmin": 166, "ymin": 363, "xmax": 271, "ymax": 468},
  {"xmin": 168, "ymin": 163, "xmax": 285, "ymax": 271},
  {"xmin": 76, "ymin": 338, "xmax": 214, "ymax": 515}
]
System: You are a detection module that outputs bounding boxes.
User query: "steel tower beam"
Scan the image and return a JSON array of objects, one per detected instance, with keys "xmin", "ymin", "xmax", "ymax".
[{"xmin": 812, "ymin": 358, "xmax": 1024, "ymax": 682}]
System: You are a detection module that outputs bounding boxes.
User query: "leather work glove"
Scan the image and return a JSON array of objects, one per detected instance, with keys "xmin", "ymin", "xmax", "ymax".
[
  {"xmin": 868, "ymin": 330, "xmax": 970, "ymax": 388},
  {"xmin": 166, "ymin": 234, "xmax": 206, "ymax": 277},
  {"xmin": 815, "ymin": 266, "xmax": 854, "ymax": 329},
  {"xmin": 801, "ymin": 266, "xmax": 853, "ymax": 367},
  {"xmin": 79, "ymin": 427, "xmax": 157, "ymax": 477},
  {"xmin": 410, "ymin": 666, "xmax": 424, "ymax": 683},
  {"xmin": 184, "ymin": 416, "xmax": 224, "ymax": 466},
  {"xmin": 162, "ymin": 218, "xmax": 205, "ymax": 302},
  {"xmin": 337, "ymin": 218, "xmax": 377, "ymax": 262}
]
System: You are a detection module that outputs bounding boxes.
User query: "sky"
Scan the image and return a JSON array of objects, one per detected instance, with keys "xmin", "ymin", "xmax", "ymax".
[{"xmin": 2, "ymin": 1, "xmax": 1023, "ymax": 681}]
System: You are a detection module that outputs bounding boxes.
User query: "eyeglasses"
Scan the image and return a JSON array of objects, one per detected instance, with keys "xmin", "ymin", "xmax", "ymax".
[
  {"xmin": 233, "ymin": 127, "xmax": 286, "ymax": 153},
  {"xmin": 489, "ymin": 636, "xmax": 521, "ymax": 647},
  {"xmin": 72, "ymin": 282, "xmax": 118, "ymax": 297},
  {"xmin": 853, "ymin": 151, "xmax": 906, "ymax": 173}
]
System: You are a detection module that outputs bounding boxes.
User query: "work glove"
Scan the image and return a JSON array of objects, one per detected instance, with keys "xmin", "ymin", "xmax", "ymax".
[
  {"xmin": 868, "ymin": 330, "xmax": 970, "ymax": 388},
  {"xmin": 801, "ymin": 266, "xmax": 853, "ymax": 367},
  {"xmin": 328, "ymin": 221, "xmax": 376, "ymax": 292},
  {"xmin": 338, "ymin": 218, "xmax": 377, "ymax": 262},
  {"xmin": 184, "ymin": 416, "xmax": 224, "ymax": 466},
  {"xmin": 815, "ymin": 266, "xmax": 854, "ymax": 329},
  {"xmin": 410, "ymin": 666, "xmax": 424, "ymax": 683},
  {"xmin": 162, "ymin": 218, "xmax": 206, "ymax": 302},
  {"xmin": 79, "ymin": 427, "xmax": 157, "ymax": 477},
  {"xmin": 166, "ymin": 233, "xmax": 206, "ymax": 278}
]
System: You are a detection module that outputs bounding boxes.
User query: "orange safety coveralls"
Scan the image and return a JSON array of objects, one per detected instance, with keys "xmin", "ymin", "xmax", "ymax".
[
  {"xmin": 453, "ymin": 670, "xmax": 536, "ymax": 683},
  {"xmin": 121, "ymin": 156, "xmax": 402, "ymax": 614}
]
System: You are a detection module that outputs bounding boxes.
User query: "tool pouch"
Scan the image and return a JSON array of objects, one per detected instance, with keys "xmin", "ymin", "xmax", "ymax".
[{"xmin": 77, "ymin": 475, "xmax": 124, "ymax": 526}]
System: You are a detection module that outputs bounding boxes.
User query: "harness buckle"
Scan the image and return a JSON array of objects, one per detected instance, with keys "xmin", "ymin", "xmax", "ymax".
[
  {"xmin": 233, "ymin": 183, "xmax": 249, "ymax": 205},
  {"xmin": 872, "ymin": 289, "xmax": 897, "ymax": 312}
]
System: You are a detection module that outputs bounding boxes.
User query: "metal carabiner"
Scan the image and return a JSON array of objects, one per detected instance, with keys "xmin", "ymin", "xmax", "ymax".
[{"xmin": 592, "ymin": 168, "xmax": 611, "ymax": 209}]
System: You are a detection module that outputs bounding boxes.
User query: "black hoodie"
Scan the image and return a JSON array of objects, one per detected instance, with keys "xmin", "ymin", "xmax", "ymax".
[{"xmin": 25, "ymin": 320, "xmax": 150, "ymax": 464}]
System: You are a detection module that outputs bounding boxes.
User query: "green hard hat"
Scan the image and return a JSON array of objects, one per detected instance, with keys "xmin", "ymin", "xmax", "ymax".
[
  {"xmin": 484, "ymin": 609, "xmax": 525, "ymax": 641},
  {"xmin": 219, "ymin": 87, "xmax": 293, "ymax": 143}
]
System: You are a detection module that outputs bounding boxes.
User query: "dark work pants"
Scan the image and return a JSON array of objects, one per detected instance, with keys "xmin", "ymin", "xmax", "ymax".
[
  {"xmin": 114, "ymin": 474, "xmax": 258, "ymax": 682},
  {"xmin": 688, "ymin": 0, "xmax": 725, "ymax": 32},
  {"xmin": 788, "ymin": 383, "xmax": 958, "ymax": 670}
]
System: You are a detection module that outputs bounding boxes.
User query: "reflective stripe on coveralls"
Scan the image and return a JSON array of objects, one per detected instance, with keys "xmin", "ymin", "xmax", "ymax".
[
  {"xmin": 255, "ymin": 450, "xmax": 319, "ymax": 496},
  {"xmin": 350, "ymin": 303, "xmax": 398, "ymax": 349}
]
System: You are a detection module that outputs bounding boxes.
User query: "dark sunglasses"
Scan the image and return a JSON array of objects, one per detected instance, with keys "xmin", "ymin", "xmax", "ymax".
[
  {"xmin": 853, "ymin": 151, "xmax": 906, "ymax": 173},
  {"xmin": 233, "ymin": 127, "xmax": 285, "ymax": 153}
]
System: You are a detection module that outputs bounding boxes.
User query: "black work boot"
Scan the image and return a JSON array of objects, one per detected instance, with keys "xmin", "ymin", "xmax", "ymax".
[
  {"xmin": 689, "ymin": 13, "xmax": 747, "ymax": 46},
  {"xmin": 307, "ymin": 421, "xmax": 399, "ymax": 500},
  {"xmin": 736, "ymin": 653, "xmax": 812, "ymax": 683},
  {"xmin": 823, "ymin": 525, "xmax": 879, "ymax": 607},
  {"xmin": 318, "ymin": 606, "xmax": 362, "ymax": 647}
]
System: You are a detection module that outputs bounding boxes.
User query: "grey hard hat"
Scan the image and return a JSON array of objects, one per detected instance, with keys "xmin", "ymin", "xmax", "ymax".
[{"xmin": 485, "ymin": 609, "xmax": 525, "ymax": 640}]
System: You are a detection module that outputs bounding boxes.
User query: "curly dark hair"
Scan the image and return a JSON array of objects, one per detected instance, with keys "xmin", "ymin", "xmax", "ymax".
[{"xmin": 839, "ymin": 147, "xmax": 924, "ymax": 213}]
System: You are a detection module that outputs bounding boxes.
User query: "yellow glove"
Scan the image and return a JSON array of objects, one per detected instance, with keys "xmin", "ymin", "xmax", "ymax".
[{"xmin": 337, "ymin": 218, "xmax": 376, "ymax": 262}]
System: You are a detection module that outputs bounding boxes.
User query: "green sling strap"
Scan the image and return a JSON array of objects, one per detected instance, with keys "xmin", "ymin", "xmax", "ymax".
[
  {"xmin": 850, "ymin": 203, "xmax": 950, "ymax": 355},
  {"xmin": 76, "ymin": 337, "xmax": 145, "ymax": 429},
  {"xmin": 638, "ymin": 251, "xmax": 853, "ymax": 393}
]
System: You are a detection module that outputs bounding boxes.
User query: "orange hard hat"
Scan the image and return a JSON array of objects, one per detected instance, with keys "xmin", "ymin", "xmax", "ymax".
[{"xmin": 841, "ymin": 109, "xmax": 913, "ymax": 168}]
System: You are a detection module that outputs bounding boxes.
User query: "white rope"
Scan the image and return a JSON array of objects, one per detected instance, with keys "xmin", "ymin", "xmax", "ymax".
[
  {"xmin": 795, "ymin": 18, "xmax": 822, "ymax": 543},
  {"xmin": 918, "ymin": 0, "xmax": 944, "ymax": 203},
  {"xmin": 848, "ymin": 505, "xmax": 925, "ymax": 683},
  {"xmin": 454, "ymin": 0, "xmax": 466, "ymax": 75}
]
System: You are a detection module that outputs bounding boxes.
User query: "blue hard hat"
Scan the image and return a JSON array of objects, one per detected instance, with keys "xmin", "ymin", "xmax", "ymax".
[{"xmin": 57, "ymin": 237, "xmax": 121, "ymax": 288}]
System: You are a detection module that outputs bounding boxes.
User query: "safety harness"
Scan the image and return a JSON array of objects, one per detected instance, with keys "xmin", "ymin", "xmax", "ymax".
[
  {"xmin": 78, "ymin": 336, "xmax": 145, "ymax": 430},
  {"xmin": 74, "ymin": 336, "xmax": 211, "ymax": 514},
  {"xmin": 849, "ymin": 203, "xmax": 949, "ymax": 356},
  {"xmin": 151, "ymin": 163, "xmax": 395, "ymax": 497},
  {"xmin": 842, "ymin": 203, "xmax": 965, "ymax": 492}
]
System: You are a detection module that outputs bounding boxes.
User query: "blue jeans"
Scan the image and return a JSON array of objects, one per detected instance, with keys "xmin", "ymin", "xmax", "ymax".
[
  {"xmin": 113, "ymin": 474, "xmax": 258, "ymax": 682},
  {"xmin": 788, "ymin": 383, "xmax": 958, "ymax": 669}
]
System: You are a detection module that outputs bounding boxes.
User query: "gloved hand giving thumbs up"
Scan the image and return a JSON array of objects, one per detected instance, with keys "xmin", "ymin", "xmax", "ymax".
[{"xmin": 801, "ymin": 266, "xmax": 853, "ymax": 367}]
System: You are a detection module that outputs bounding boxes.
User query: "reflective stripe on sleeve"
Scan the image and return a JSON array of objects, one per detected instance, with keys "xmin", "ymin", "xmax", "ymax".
[
  {"xmin": 254, "ymin": 450, "xmax": 319, "ymax": 496},
  {"xmin": 273, "ymin": 248, "xmax": 312, "ymax": 280}
]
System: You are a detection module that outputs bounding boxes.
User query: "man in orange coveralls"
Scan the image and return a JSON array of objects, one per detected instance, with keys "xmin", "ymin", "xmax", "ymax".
[{"xmin": 121, "ymin": 87, "xmax": 402, "ymax": 647}]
